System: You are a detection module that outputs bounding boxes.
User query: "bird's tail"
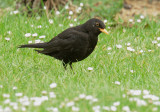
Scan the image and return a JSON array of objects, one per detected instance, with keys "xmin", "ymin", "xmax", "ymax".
[{"xmin": 18, "ymin": 43, "xmax": 48, "ymax": 48}]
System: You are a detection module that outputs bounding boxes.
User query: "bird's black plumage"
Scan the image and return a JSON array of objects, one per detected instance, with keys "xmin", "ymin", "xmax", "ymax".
[{"xmin": 19, "ymin": 18, "xmax": 108, "ymax": 69}]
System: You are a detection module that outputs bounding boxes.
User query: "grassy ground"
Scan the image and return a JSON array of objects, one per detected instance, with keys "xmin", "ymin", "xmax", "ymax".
[{"xmin": 0, "ymin": 0, "xmax": 160, "ymax": 112}]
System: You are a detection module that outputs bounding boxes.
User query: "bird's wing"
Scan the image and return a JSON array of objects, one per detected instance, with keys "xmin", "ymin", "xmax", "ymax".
[{"xmin": 38, "ymin": 30, "xmax": 89, "ymax": 54}]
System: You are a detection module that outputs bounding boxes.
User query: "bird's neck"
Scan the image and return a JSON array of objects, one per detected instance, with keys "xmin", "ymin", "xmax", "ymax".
[{"xmin": 88, "ymin": 32, "xmax": 98, "ymax": 48}]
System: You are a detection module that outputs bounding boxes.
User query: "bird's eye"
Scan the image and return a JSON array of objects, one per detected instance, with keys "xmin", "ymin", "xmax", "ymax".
[{"xmin": 96, "ymin": 22, "xmax": 99, "ymax": 26}]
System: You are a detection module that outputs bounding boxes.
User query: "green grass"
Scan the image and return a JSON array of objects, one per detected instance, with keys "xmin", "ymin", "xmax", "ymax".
[
  {"xmin": 0, "ymin": 0, "xmax": 15, "ymax": 8},
  {"xmin": 0, "ymin": 0, "xmax": 160, "ymax": 112}
]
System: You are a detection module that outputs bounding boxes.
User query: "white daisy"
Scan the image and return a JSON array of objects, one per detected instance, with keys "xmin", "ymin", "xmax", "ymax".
[
  {"xmin": 104, "ymin": 19, "xmax": 107, "ymax": 23},
  {"xmin": 113, "ymin": 101, "xmax": 120, "ymax": 106},
  {"xmin": 5, "ymin": 37, "xmax": 10, "ymax": 41},
  {"xmin": 44, "ymin": 6, "xmax": 46, "ymax": 10},
  {"xmin": 15, "ymin": 93, "xmax": 23, "ymax": 97},
  {"xmin": 107, "ymin": 47, "xmax": 112, "ymax": 50},
  {"xmin": 28, "ymin": 41, "xmax": 32, "ymax": 44},
  {"xmin": 140, "ymin": 15, "xmax": 144, "ymax": 19},
  {"xmin": 66, "ymin": 101, "xmax": 75, "ymax": 107},
  {"xmin": 70, "ymin": 24, "xmax": 74, "ymax": 27},
  {"xmin": 129, "ymin": 19, "xmax": 133, "ymax": 23},
  {"xmin": 56, "ymin": 11, "xmax": 60, "ymax": 15},
  {"xmin": 32, "ymin": 33, "xmax": 38, "ymax": 37},
  {"xmin": 88, "ymin": 67, "xmax": 93, "ymax": 71},
  {"xmin": 152, "ymin": 40, "xmax": 157, "ymax": 44},
  {"xmin": 157, "ymin": 37, "xmax": 160, "ymax": 40},
  {"xmin": 80, "ymin": 3, "xmax": 84, "ymax": 7},
  {"xmin": 39, "ymin": 35, "xmax": 46, "ymax": 38},
  {"xmin": 72, "ymin": 106, "xmax": 79, "ymax": 111},
  {"xmin": 65, "ymin": 5, "xmax": 69, "ymax": 9},
  {"xmin": 115, "ymin": 81, "xmax": 120, "ymax": 85},
  {"xmin": 13, "ymin": 86, "xmax": 17, "ymax": 90},
  {"xmin": 79, "ymin": 94, "xmax": 86, "ymax": 99},
  {"xmin": 69, "ymin": 11, "xmax": 73, "ymax": 15},
  {"xmin": 50, "ymin": 83, "xmax": 57, "ymax": 88},
  {"xmin": 25, "ymin": 33, "xmax": 31, "ymax": 37},
  {"xmin": 116, "ymin": 44, "xmax": 122, "ymax": 49},
  {"xmin": 110, "ymin": 106, "xmax": 117, "ymax": 111},
  {"xmin": 137, "ymin": 19, "xmax": 141, "ymax": 23},
  {"xmin": 13, "ymin": 10, "xmax": 19, "ymax": 14},
  {"xmin": 49, "ymin": 19, "xmax": 53, "ymax": 24}
]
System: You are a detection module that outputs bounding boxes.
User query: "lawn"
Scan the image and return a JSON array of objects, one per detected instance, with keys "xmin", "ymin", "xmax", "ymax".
[{"xmin": 0, "ymin": 0, "xmax": 160, "ymax": 112}]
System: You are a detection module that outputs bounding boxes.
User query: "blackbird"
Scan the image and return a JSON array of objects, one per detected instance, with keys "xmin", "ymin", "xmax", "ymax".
[{"xmin": 19, "ymin": 18, "xmax": 108, "ymax": 69}]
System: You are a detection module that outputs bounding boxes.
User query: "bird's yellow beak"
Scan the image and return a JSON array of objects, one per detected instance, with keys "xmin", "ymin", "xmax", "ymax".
[{"xmin": 99, "ymin": 28, "xmax": 109, "ymax": 34}]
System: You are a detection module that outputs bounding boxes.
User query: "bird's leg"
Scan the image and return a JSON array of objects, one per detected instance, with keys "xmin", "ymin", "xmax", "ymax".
[
  {"xmin": 62, "ymin": 62, "xmax": 67, "ymax": 70},
  {"xmin": 69, "ymin": 62, "xmax": 73, "ymax": 70},
  {"xmin": 69, "ymin": 62, "xmax": 75, "ymax": 74}
]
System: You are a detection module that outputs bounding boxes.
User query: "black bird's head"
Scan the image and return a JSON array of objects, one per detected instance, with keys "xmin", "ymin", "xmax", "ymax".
[{"xmin": 84, "ymin": 18, "xmax": 108, "ymax": 35}]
